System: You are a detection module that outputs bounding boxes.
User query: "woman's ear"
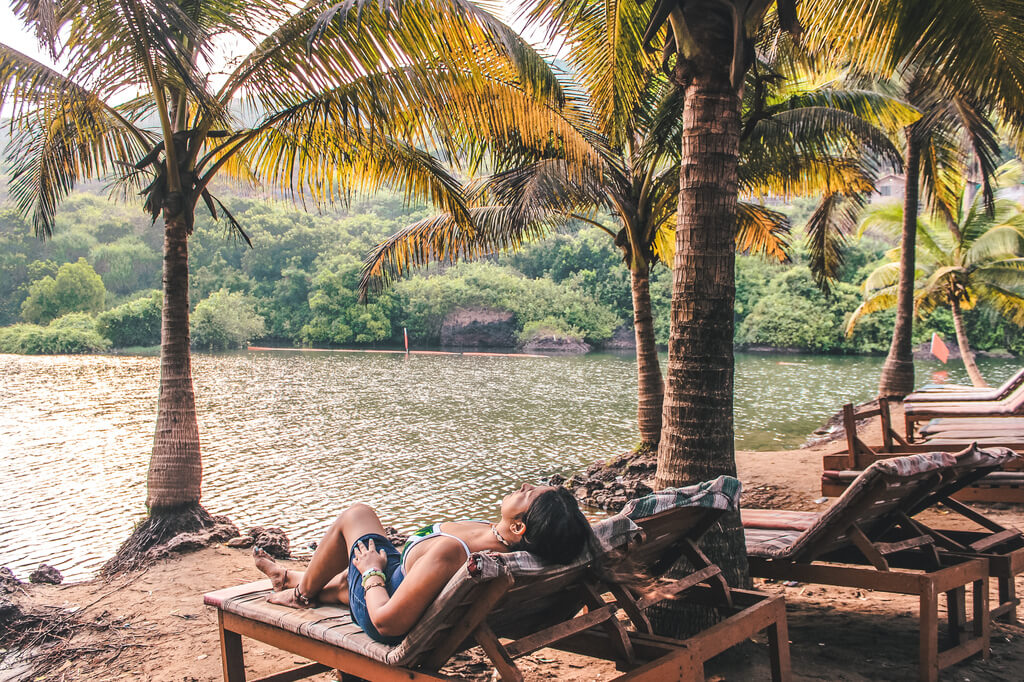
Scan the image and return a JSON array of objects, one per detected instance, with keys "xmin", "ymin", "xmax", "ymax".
[{"xmin": 509, "ymin": 520, "xmax": 526, "ymax": 539}]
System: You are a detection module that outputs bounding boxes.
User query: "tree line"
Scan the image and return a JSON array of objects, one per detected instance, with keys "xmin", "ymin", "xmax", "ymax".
[{"xmin": 4, "ymin": 189, "xmax": 1024, "ymax": 358}]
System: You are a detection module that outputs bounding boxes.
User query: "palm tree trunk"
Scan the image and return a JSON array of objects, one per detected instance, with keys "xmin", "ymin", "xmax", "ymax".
[
  {"xmin": 650, "ymin": 13, "xmax": 749, "ymax": 637},
  {"xmin": 877, "ymin": 132, "xmax": 921, "ymax": 398},
  {"xmin": 147, "ymin": 210, "xmax": 203, "ymax": 509},
  {"xmin": 631, "ymin": 262, "xmax": 663, "ymax": 447},
  {"xmin": 103, "ymin": 208, "xmax": 215, "ymax": 575},
  {"xmin": 950, "ymin": 299, "xmax": 988, "ymax": 387}
]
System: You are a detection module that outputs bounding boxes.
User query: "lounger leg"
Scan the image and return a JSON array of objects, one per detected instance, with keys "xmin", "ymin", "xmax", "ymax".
[
  {"xmin": 998, "ymin": 575, "xmax": 1019, "ymax": 625},
  {"xmin": 474, "ymin": 622, "xmax": 524, "ymax": 682},
  {"xmin": 766, "ymin": 599, "xmax": 792, "ymax": 682},
  {"xmin": 945, "ymin": 586, "xmax": 966, "ymax": 644},
  {"xmin": 218, "ymin": 611, "xmax": 246, "ymax": 682},
  {"xmin": 973, "ymin": 577, "xmax": 990, "ymax": 661},
  {"xmin": 919, "ymin": 585, "xmax": 938, "ymax": 682}
]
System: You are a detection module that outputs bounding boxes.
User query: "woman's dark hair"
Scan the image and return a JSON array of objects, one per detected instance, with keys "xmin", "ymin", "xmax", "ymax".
[{"xmin": 517, "ymin": 487, "xmax": 592, "ymax": 564}]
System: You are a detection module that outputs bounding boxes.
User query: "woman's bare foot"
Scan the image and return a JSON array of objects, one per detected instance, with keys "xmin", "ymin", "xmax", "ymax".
[
  {"xmin": 267, "ymin": 587, "xmax": 306, "ymax": 608},
  {"xmin": 253, "ymin": 547, "xmax": 289, "ymax": 592}
]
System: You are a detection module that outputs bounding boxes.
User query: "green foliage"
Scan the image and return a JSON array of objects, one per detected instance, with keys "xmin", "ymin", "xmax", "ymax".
[
  {"xmin": 91, "ymin": 238, "xmax": 161, "ymax": 294},
  {"xmin": 20, "ymin": 258, "xmax": 107, "ymax": 324},
  {"xmin": 391, "ymin": 262, "xmax": 620, "ymax": 345},
  {"xmin": 3, "ymin": 187, "xmax": 1019, "ymax": 357},
  {"xmin": 737, "ymin": 266, "xmax": 894, "ymax": 353},
  {"xmin": 191, "ymin": 290, "xmax": 267, "ymax": 351},
  {"xmin": 300, "ymin": 257, "xmax": 393, "ymax": 345},
  {"xmin": 96, "ymin": 291, "xmax": 162, "ymax": 348},
  {"xmin": 519, "ymin": 317, "xmax": 584, "ymax": 344},
  {"xmin": 0, "ymin": 313, "xmax": 110, "ymax": 354}
]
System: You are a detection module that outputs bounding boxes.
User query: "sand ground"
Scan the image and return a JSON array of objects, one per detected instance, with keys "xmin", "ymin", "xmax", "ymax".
[{"xmin": 4, "ymin": 405, "xmax": 1024, "ymax": 681}]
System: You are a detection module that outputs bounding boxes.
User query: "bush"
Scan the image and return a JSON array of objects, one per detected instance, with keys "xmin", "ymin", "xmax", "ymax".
[
  {"xmin": 518, "ymin": 317, "xmax": 584, "ymax": 344},
  {"xmin": 191, "ymin": 289, "xmax": 266, "ymax": 350},
  {"xmin": 390, "ymin": 262, "xmax": 621, "ymax": 345},
  {"xmin": 299, "ymin": 257, "xmax": 392, "ymax": 345},
  {"xmin": 96, "ymin": 291, "xmax": 162, "ymax": 348},
  {"xmin": 0, "ymin": 315, "xmax": 110, "ymax": 354},
  {"xmin": 21, "ymin": 258, "xmax": 107, "ymax": 324}
]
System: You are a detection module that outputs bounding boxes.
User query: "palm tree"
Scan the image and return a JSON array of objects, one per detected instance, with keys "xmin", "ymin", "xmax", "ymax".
[
  {"xmin": 849, "ymin": 163, "xmax": 1024, "ymax": 387},
  {"xmin": 361, "ymin": 23, "xmax": 908, "ymax": 451},
  {"xmin": 799, "ymin": 5, "xmax": 1024, "ymax": 399},
  {"xmin": 0, "ymin": 0, "xmax": 580, "ymax": 565}
]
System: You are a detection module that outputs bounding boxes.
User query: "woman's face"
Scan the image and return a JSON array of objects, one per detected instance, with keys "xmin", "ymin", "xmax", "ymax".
[{"xmin": 501, "ymin": 482, "xmax": 554, "ymax": 520}]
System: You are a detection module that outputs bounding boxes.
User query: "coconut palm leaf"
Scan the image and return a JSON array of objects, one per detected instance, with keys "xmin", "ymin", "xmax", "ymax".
[
  {"xmin": 805, "ymin": 192, "xmax": 866, "ymax": 291},
  {"xmin": 776, "ymin": 88, "xmax": 920, "ymax": 135},
  {"xmin": 360, "ymin": 205, "xmax": 565, "ymax": 295},
  {"xmin": 965, "ymin": 224, "xmax": 1024, "ymax": 265},
  {"xmin": 0, "ymin": 46, "xmax": 152, "ymax": 236},
  {"xmin": 862, "ymin": 261, "xmax": 901, "ymax": 293},
  {"xmin": 522, "ymin": 0, "xmax": 659, "ymax": 143},
  {"xmin": 972, "ymin": 283, "xmax": 1024, "ymax": 326},
  {"xmin": 846, "ymin": 289, "xmax": 898, "ymax": 336},
  {"xmin": 802, "ymin": 0, "xmax": 1024, "ymax": 132},
  {"xmin": 736, "ymin": 202, "xmax": 791, "ymax": 262}
]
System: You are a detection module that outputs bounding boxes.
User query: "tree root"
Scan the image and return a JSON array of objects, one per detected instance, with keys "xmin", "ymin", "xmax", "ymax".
[{"xmin": 100, "ymin": 504, "xmax": 236, "ymax": 578}]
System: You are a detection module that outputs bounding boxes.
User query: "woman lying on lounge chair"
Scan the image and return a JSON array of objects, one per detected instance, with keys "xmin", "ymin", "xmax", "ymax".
[{"xmin": 253, "ymin": 483, "xmax": 591, "ymax": 644}]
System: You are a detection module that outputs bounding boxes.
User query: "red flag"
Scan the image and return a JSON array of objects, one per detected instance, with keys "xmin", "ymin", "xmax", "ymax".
[{"xmin": 930, "ymin": 332, "xmax": 950, "ymax": 364}]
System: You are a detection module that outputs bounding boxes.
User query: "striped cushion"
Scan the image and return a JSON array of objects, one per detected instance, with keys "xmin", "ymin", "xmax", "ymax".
[
  {"xmin": 742, "ymin": 509, "xmax": 818, "ymax": 531},
  {"xmin": 622, "ymin": 475, "xmax": 742, "ymax": 518}
]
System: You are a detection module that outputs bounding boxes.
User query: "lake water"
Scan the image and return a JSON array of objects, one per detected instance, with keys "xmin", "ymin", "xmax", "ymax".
[{"xmin": 1, "ymin": 350, "xmax": 1018, "ymax": 581}]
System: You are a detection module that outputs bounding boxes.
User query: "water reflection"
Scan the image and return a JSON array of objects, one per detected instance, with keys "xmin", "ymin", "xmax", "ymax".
[{"xmin": 0, "ymin": 350, "xmax": 1017, "ymax": 580}]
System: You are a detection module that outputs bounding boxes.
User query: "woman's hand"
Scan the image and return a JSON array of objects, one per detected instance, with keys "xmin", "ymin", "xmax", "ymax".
[{"xmin": 352, "ymin": 537, "xmax": 388, "ymax": 575}]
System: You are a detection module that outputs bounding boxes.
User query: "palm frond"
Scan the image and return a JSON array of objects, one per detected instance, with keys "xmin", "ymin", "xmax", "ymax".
[
  {"xmin": 522, "ymin": 0, "xmax": 660, "ymax": 143},
  {"xmin": 360, "ymin": 205, "xmax": 562, "ymax": 296},
  {"xmin": 862, "ymin": 261, "xmax": 901, "ymax": 293},
  {"xmin": 964, "ymin": 223, "xmax": 1024, "ymax": 265},
  {"xmin": 846, "ymin": 289, "xmax": 898, "ymax": 336},
  {"xmin": 736, "ymin": 202, "xmax": 791, "ymax": 262},
  {"xmin": 805, "ymin": 192, "xmax": 866, "ymax": 292},
  {"xmin": 0, "ymin": 44, "xmax": 151, "ymax": 237},
  {"xmin": 237, "ymin": 111, "xmax": 473, "ymax": 228},
  {"xmin": 972, "ymin": 283, "xmax": 1024, "ymax": 326}
]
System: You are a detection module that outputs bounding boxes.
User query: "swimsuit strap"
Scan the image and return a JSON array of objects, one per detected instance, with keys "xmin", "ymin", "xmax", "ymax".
[{"xmin": 399, "ymin": 520, "xmax": 488, "ymax": 568}]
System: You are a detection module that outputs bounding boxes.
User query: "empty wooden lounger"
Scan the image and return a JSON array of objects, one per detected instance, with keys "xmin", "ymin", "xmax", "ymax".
[
  {"xmin": 889, "ymin": 445, "xmax": 1024, "ymax": 624},
  {"xmin": 744, "ymin": 453, "xmax": 992, "ymax": 682},
  {"xmin": 204, "ymin": 477, "xmax": 791, "ymax": 682},
  {"xmin": 904, "ymin": 369, "xmax": 1024, "ymax": 404},
  {"xmin": 821, "ymin": 400, "xmax": 1024, "ymax": 503},
  {"xmin": 905, "ymin": 379, "xmax": 1024, "ymax": 441}
]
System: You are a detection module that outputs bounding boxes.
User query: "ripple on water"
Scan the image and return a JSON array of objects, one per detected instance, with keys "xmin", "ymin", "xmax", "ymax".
[{"xmin": 1, "ymin": 350, "xmax": 1017, "ymax": 580}]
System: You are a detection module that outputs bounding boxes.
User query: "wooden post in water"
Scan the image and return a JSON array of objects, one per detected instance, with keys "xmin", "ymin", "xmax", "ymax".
[{"xmin": 404, "ymin": 328, "xmax": 409, "ymax": 355}]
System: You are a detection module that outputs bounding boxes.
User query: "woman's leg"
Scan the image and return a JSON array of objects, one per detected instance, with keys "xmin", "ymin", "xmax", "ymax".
[
  {"xmin": 254, "ymin": 549, "xmax": 350, "ymax": 604},
  {"xmin": 262, "ymin": 503, "xmax": 389, "ymax": 607}
]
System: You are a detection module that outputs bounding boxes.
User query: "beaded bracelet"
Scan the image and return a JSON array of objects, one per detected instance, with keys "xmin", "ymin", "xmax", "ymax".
[{"xmin": 361, "ymin": 569, "xmax": 387, "ymax": 588}]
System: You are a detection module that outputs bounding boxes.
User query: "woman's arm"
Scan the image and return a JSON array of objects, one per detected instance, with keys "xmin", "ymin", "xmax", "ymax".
[{"xmin": 351, "ymin": 537, "xmax": 469, "ymax": 637}]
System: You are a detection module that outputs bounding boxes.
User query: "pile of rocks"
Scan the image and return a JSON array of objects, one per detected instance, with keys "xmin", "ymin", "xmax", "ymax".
[
  {"xmin": 557, "ymin": 450, "xmax": 657, "ymax": 512},
  {"xmin": 226, "ymin": 526, "xmax": 291, "ymax": 558}
]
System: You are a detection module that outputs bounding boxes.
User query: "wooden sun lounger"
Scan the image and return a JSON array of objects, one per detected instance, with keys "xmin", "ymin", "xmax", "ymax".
[
  {"xmin": 821, "ymin": 400, "xmax": 1024, "ymax": 503},
  {"xmin": 745, "ymin": 452, "xmax": 995, "ymax": 682},
  {"xmin": 204, "ymin": 479, "xmax": 791, "ymax": 682},
  {"xmin": 905, "ymin": 377, "xmax": 1024, "ymax": 440},
  {"xmin": 904, "ymin": 369, "xmax": 1024, "ymax": 404}
]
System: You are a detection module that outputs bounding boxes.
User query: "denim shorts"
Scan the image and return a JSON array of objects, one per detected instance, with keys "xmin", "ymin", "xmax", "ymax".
[{"xmin": 347, "ymin": 533, "xmax": 406, "ymax": 644}]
